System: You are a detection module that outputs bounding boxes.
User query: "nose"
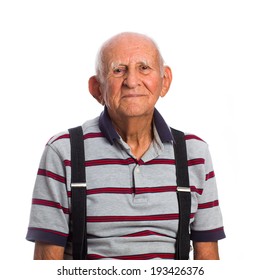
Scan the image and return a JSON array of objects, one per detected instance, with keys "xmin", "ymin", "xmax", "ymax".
[{"xmin": 123, "ymin": 69, "xmax": 140, "ymax": 88}]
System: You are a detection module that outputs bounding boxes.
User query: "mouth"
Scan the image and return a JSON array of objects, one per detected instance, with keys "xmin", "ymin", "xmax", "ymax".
[{"xmin": 122, "ymin": 94, "xmax": 147, "ymax": 99}]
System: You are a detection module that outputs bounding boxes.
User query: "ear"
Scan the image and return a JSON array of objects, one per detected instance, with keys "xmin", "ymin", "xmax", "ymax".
[
  {"xmin": 160, "ymin": 66, "xmax": 172, "ymax": 97},
  {"xmin": 88, "ymin": 75, "xmax": 105, "ymax": 105}
]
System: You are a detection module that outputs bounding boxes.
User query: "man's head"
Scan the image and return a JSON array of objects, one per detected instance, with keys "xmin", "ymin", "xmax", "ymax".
[
  {"xmin": 89, "ymin": 32, "xmax": 172, "ymax": 120},
  {"xmin": 95, "ymin": 32, "xmax": 165, "ymax": 82}
]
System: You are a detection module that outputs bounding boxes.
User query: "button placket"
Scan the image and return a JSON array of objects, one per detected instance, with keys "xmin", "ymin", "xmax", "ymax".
[{"xmin": 132, "ymin": 164, "xmax": 148, "ymax": 204}]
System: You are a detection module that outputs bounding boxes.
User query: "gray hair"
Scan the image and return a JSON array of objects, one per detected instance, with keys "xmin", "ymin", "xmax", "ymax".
[{"xmin": 95, "ymin": 32, "xmax": 165, "ymax": 82}]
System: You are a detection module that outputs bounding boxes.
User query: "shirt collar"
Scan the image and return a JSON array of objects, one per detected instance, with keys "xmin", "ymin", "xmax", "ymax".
[
  {"xmin": 99, "ymin": 107, "xmax": 120, "ymax": 144},
  {"xmin": 153, "ymin": 108, "xmax": 174, "ymax": 143},
  {"xmin": 99, "ymin": 106, "xmax": 174, "ymax": 145}
]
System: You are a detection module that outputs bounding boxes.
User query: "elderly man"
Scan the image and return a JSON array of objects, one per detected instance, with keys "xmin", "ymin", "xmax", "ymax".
[{"xmin": 26, "ymin": 32, "xmax": 225, "ymax": 260}]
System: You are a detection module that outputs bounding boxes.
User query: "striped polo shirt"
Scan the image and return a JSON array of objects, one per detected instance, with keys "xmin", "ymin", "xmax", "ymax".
[{"xmin": 26, "ymin": 107, "xmax": 225, "ymax": 259}]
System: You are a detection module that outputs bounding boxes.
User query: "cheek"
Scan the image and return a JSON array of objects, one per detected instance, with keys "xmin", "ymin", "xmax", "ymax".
[
  {"xmin": 102, "ymin": 81, "xmax": 122, "ymax": 103},
  {"xmin": 145, "ymin": 77, "xmax": 163, "ymax": 95}
]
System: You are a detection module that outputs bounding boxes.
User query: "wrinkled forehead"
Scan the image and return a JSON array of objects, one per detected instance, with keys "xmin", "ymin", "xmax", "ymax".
[{"xmin": 103, "ymin": 39, "xmax": 159, "ymax": 68}]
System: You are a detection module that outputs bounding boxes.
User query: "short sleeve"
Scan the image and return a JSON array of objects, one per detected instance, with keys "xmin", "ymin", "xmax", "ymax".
[
  {"xmin": 26, "ymin": 143, "xmax": 69, "ymax": 247},
  {"xmin": 190, "ymin": 144, "xmax": 226, "ymax": 242}
]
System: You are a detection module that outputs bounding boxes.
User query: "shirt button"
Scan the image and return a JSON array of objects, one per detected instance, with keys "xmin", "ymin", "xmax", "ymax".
[{"xmin": 136, "ymin": 167, "xmax": 140, "ymax": 173}]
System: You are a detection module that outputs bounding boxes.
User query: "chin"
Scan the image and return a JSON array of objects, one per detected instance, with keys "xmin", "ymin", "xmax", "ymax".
[{"xmin": 118, "ymin": 106, "xmax": 153, "ymax": 118}]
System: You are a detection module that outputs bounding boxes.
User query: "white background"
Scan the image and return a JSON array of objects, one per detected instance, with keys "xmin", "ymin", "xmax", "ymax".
[{"xmin": 1, "ymin": 0, "xmax": 260, "ymax": 277}]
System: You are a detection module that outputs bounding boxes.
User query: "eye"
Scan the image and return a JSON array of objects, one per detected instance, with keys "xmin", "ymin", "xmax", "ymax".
[
  {"xmin": 112, "ymin": 66, "xmax": 126, "ymax": 77},
  {"xmin": 139, "ymin": 64, "xmax": 151, "ymax": 73}
]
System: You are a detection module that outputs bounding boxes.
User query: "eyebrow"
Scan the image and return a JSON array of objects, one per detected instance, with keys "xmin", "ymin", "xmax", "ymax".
[
  {"xmin": 111, "ymin": 62, "xmax": 126, "ymax": 69},
  {"xmin": 111, "ymin": 60, "xmax": 149, "ymax": 69}
]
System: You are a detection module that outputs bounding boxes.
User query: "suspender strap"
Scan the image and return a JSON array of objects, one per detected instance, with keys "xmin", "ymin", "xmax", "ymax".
[
  {"xmin": 69, "ymin": 126, "xmax": 87, "ymax": 260},
  {"xmin": 171, "ymin": 128, "xmax": 191, "ymax": 260}
]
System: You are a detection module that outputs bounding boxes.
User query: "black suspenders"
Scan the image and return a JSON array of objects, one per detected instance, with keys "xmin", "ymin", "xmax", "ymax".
[
  {"xmin": 69, "ymin": 126, "xmax": 191, "ymax": 260},
  {"xmin": 68, "ymin": 126, "xmax": 87, "ymax": 260},
  {"xmin": 170, "ymin": 128, "xmax": 191, "ymax": 260}
]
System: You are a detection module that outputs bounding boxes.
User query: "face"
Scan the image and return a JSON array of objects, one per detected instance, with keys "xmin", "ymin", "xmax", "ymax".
[{"xmin": 90, "ymin": 34, "xmax": 172, "ymax": 121}]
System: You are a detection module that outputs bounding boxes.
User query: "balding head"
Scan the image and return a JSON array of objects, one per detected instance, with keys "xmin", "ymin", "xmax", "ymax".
[{"xmin": 95, "ymin": 32, "xmax": 165, "ymax": 82}]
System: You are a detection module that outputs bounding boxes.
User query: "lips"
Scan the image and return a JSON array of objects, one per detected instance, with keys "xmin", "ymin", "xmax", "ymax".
[{"xmin": 122, "ymin": 94, "xmax": 147, "ymax": 98}]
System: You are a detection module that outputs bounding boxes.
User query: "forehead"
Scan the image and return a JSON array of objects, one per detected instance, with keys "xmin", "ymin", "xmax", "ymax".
[{"xmin": 103, "ymin": 35, "xmax": 159, "ymax": 66}]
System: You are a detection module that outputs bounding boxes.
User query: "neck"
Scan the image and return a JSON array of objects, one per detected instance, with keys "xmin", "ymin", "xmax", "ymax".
[{"xmin": 110, "ymin": 113, "xmax": 154, "ymax": 160}]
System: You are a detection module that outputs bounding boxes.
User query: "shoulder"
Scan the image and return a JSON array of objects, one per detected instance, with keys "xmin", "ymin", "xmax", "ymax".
[
  {"xmin": 44, "ymin": 116, "xmax": 101, "ymax": 155},
  {"xmin": 182, "ymin": 132, "xmax": 214, "ymax": 169},
  {"xmin": 183, "ymin": 131, "xmax": 208, "ymax": 146},
  {"xmin": 171, "ymin": 129, "xmax": 210, "ymax": 160},
  {"xmin": 184, "ymin": 133, "xmax": 206, "ymax": 143},
  {"xmin": 47, "ymin": 117, "xmax": 100, "ymax": 145},
  {"xmin": 170, "ymin": 127, "xmax": 206, "ymax": 145},
  {"xmin": 170, "ymin": 127, "xmax": 211, "ymax": 161},
  {"xmin": 184, "ymin": 132, "xmax": 208, "ymax": 152}
]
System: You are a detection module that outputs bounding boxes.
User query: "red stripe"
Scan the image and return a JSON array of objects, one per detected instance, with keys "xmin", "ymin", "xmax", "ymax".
[
  {"xmin": 87, "ymin": 213, "xmax": 180, "ymax": 223},
  {"xmin": 83, "ymin": 132, "xmax": 104, "ymax": 140},
  {"xmin": 135, "ymin": 186, "xmax": 202, "ymax": 195},
  {"xmin": 136, "ymin": 186, "xmax": 177, "ymax": 194},
  {"xmin": 50, "ymin": 134, "xmax": 70, "ymax": 144},
  {"xmin": 50, "ymin": 132, "xmax": 104, "ymax": 144},
  {"xmin": 85, "ymin": 158, "xmax": 177, "ymax": 167},
  {"xmin": 37, "ymin": 169, "xmax": 66, "ymax": 184},
  {"xmin": 198, "ymin": 200, "xmax": 219, "ymax": 209},
  {"xmin": 67, "ymin": 186, "xmax": 202, "ymax": 196},
  {"xmin": 64, "ymin": 158, "xmax": 174, "ymax": 167},
  {"xmin": 86, "ymin": 158, "xmax": 178, "ymax": 166},
  {"xmin": 87, "ymin": 253, "xmax": 175, "ymax": 260},
  {"xmin": 28, "ymin": 227, "xmax": 69, "ymax": 237},
  {"xmin": 64, "ymin": 158, "xmax": 205, "ymax": 168},
  {"xmin": 146, "ymin": 159, "xmax": 176, "ymax": 165},
  {"xmin": 205, "ymin": 171, "xmax": 215, "ymax": 181},
  {"xmin": 122, "ymin": 230, "xmax": 167, "ymax": 238},
  {"xmin": 64, "ymin": 160, "xmax": 71, "ymax": 166},
  {"xmin": 87, "ymin": 186, "xmax": 178, "ymax": 195},
  {"xmin": 88, "ymin": 213, "xmax": 195, "ymax": 222},
  {"xmin": 85, "ymin": 158, "xmax": 137, "ymax": 167},
  {"xmin": 185, "ymin": 134, "xmax": 205, "ymax": 142},
  {"xmin": 188, "ymin": 158, "xmax": 205, "ymax": 166},
  {"xmin": 87, "ymin": 188, "xmax": 133, "ymax": 195},
  {"xmin": 190, "ymin": 186, "xmax": 203, "ymax": 195},
  {"xmin": 32, "ymin": 198, "xmax": 69, "ymax": 214}
]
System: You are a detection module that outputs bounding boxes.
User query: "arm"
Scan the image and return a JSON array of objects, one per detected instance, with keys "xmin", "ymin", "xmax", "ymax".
[
  {"xmin": 27, "ymin": 143, "xmax": 69, "ymax": 260},
  {"xmin": 190, "ymin": 143, "xmax": 225, "ymax": 260},
  {"xmin": 34, "ymin": 242, "xmax": 65, "ymax": 260},
  {"xmin": 193, "ymin": 241, "xmax": 220, "ymax": 260}
]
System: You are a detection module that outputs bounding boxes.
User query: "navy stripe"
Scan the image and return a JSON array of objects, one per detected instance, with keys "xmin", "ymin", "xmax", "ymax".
[
  {"xmin": 191, "ymin": 227, "xmax": 226, "ymax": 242},
  {"xmin": 26, "ymin": 227, "xmax": 68, "ymax": 247}
]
